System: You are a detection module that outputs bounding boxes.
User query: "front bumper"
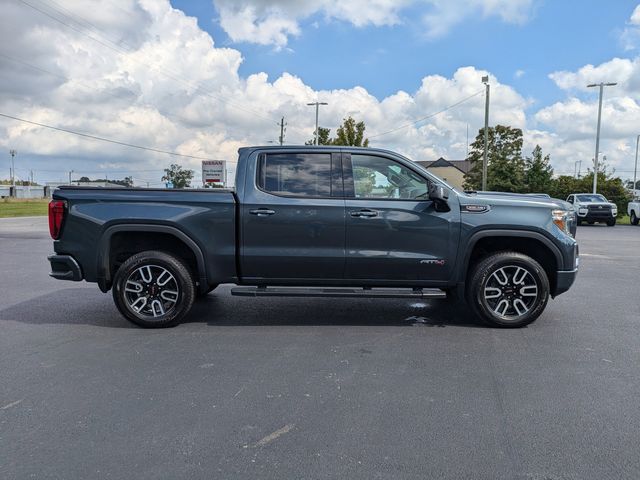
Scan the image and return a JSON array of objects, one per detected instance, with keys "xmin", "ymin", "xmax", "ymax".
[
  {"xmin": 48, "ymin": 254, "xmax": 83, "ymax": 281},
  {"xmin": 553, "ymin": 269, "xmax": 578, "ymax": 297}
]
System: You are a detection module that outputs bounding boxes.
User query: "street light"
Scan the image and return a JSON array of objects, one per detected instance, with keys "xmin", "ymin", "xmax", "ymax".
[
  {"xmin": 9, "ymin": 150, "xmax": 16, "ymax": 195},
  {"xmin": 481, "ymin": 76, "xmax": 490, "ymax": 191},
  {"xmin": 586, "ymin": 82, "xmax": 616, "ymax": 194},
  {"xmin": 307, "ymin": 101, "xmax": 328, "ymax": 145}
]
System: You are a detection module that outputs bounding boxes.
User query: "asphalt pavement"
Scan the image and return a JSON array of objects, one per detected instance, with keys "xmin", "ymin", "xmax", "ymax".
[{"xmin": 1, "ymin": 216, "xmax": 639, "ymax": 479}]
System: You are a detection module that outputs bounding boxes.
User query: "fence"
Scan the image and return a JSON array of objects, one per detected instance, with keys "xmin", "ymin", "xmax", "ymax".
[{"xmin": 0, "ymin": 186, "xmax": 51, "ymax": 198}]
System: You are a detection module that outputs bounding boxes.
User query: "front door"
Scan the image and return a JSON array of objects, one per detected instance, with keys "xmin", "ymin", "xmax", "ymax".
[
  {"xmin": 241, "ymin": 150, "xmax": 346, "ymax": 281},
  {"xmin": 343, "ymin": 152, "xmax": 458, "ymax": 282}
]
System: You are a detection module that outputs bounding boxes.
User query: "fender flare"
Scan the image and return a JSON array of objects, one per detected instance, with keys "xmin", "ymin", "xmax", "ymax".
[
  {"xmin": 458, "ymin": 229, "xmax": 565, "ymax": 283},
  {"xmin": 97, "ymin": 223, "xmax": 208, "ymax": 293}
]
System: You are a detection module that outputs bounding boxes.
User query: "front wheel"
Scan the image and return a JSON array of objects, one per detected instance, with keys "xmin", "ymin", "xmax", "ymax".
[
  {"xmin": 607, "ymin": 218, "xmax": 616, "ymax": 227},
  {"xmin": 630, "ymin": 211, "xmax": 639, "ymax": 225},
  {"xmin": 112, "ymin": 251, "xmax": 195, "ymax": 328},
  {"xmin": 466, "ymin": 252, "xmax": 550, "ymax": 328}
]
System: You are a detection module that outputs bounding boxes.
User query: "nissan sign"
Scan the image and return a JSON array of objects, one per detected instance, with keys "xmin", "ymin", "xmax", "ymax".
[{"xmin": 202, "ymin": 160, "xmax": 226, "ymax": 186}]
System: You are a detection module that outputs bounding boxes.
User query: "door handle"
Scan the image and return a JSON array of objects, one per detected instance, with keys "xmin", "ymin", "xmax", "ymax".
[
  {"xmin": 350, "ymin": 209, "xmax": 378, "ymax": 218},
  {"xmin": 249, "ymin": 208, "xmax": 276, "ymax": 216}
]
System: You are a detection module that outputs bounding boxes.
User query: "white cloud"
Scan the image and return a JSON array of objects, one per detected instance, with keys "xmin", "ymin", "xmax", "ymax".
[
  {"xmin": 212, "ymin": 0, "xmax": 534, "ymax": 47},
  {"xmin": 549, "ymin": 58, "xmax": 639, "ymax": 93}
]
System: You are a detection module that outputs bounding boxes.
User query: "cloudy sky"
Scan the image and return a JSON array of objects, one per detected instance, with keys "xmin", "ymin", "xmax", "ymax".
[{"xmin": 2, "ymin": 0, "xmax": 640, "ymax": 186}]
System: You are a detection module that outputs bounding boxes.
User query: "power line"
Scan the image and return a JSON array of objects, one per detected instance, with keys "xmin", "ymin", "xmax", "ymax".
[
  {"xmin": 0, "ymin": 112, "xmax": 225, "ymax": 162},
  {"xmin": 368, "ymin": 90, "xmax": 484, "ymax": 139}
]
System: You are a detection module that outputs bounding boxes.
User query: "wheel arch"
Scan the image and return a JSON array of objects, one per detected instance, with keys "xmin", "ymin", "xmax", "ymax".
[
  {"xmin": 460, "ymin": 230, "xmax": 563, "ymax": 295},
  {"xmin": 97, "ymin": 224, "xmax": 208, "ymax": 294}
]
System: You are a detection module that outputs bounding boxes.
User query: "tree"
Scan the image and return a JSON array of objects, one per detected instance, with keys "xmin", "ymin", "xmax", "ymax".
[
  {"xmin": 305, "ymin": 127, "xmax": 332, "ymax": 146},
  {"xmin": 524, "ymin": 145, "xmax": 554, "ymax": 193},
  {"xmin": 162, "ymin": 164, "xmax": 194, "ymax": 188},
  {"xmin": 464, "ymin": 125, "xmax": 525, "ymax": 192},
  {"xmin": 305, "ymin": 116, "xmax": 369, "ymax": 146},
  {"xmin": 332, "ymin": 117, "xmax": 369, "ymax": 147}
]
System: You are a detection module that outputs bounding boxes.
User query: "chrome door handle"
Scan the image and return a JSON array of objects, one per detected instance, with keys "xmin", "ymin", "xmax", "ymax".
[
  {"xmin": 249, "ymin": 208, "xmax": 276, "ymax": 216},
  {"xmin": 350, "ymin": 209, "xmax": 378, "ymax": 218}
]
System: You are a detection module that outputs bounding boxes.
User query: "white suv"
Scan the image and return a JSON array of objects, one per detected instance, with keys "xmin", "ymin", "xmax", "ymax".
[
  {"xmin": 566, "ymin": 193, "xmax": 617, "ymax": 227},
  {"xmin": 628, "ymin": 198, "xmax": 640, "ymax": 225}
]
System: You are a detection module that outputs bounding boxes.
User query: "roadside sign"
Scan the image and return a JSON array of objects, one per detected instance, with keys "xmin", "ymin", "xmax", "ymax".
[{"xmin": 202, "ymin": 160, "xmax": 226, "ymax": 186}]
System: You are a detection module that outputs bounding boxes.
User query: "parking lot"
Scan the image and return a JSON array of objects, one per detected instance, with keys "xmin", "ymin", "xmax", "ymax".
[{"xmin": 1, "ymin": 216, "xmax": 639, "ymax": 479}]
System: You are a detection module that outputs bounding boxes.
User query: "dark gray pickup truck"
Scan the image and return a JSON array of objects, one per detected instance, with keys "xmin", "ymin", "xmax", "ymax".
[{"xmin": 48, "ymin": 146, "xmax": 578, "ymax": 328}]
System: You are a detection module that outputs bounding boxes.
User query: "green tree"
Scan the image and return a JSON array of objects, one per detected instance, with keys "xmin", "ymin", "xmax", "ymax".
[
  {"xmin": 162, "ymin": 164, "xmax": 194, "ymax": 188},
  {"xmin": 464, "ymin": 125, "xmax": 525, "ymax": 192},
  {"xmin": 524, "ymin": 145, "xmax": 554, "ymax": 193},
  {"xmin": 306, "ymin": 117, "xmax": 369, "ymax": 147}
]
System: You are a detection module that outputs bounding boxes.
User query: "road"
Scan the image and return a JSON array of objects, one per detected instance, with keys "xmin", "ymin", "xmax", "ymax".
[{"xmin": 1, "ymin": 217, "xmax": 639, "ymax": 479}]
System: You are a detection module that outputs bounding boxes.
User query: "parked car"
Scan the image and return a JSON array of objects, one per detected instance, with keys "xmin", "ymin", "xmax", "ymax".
[
  {"xmin": 629, "ymin": 198, "xmax": 640, "ymax": 225},
  {"xmin": 566, "ymin": 193, "xmax": 617, "ymax": 226},
  {"xmin": 48, "ymin": 146, "xmax": 579, "ymax": 329}
]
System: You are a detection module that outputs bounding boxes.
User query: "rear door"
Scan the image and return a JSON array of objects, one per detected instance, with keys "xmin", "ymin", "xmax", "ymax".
[
  {"xmin": 241, "ymin": 150, "xmax": 346, "ymax": 281},
  {"xmin": 342, "ymin": 152, "xmax": 458, "ymax": 282}
]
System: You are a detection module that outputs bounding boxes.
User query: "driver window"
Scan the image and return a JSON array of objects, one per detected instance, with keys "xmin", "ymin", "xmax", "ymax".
[{"xmin": 351, "ymin": 154, "xmax": 429, "ymax": 200}]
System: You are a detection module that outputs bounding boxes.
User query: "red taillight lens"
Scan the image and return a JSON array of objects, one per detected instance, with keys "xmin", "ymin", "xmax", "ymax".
[{"xmin": 48, "ymin": 200, "xmax": 66, "ymax": 239}]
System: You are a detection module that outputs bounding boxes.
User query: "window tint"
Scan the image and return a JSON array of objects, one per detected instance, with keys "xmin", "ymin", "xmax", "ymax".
[
  {"xmin": 259, "ymin": 153, "xmax": 332, "ymax": 197},
  {"xmin": 350, "ymin": 154, "xmax": 429, "ymax": 200}
]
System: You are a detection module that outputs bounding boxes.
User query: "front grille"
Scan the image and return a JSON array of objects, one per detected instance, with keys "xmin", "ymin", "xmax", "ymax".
[{"xmin": 587, "ymin": 204, "xmax": 612, "ymax": 217}]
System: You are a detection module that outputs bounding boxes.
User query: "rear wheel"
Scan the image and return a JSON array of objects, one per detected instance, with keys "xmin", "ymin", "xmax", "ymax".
[
  {"xmin": 112, "ymin": 251, "xmax": 195, "ymax": 328},
  {"xmin": 631, "ymin": 211, "xmax": 639, "ymax": 225},
  {"xmin": 466, "ymin": 252, "xmax": 549, "ymax": 328}
]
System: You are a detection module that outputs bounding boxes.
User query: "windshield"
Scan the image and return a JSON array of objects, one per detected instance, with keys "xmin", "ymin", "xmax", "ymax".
[{"xmin": 576, "ymin": 194, "xmax": 607, "ymax": 202}]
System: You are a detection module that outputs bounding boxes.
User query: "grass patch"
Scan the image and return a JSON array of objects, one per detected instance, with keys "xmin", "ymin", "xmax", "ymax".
[
  {"xmin": 617, "ymin": 215, "xmax": 631, "ymax": 226},
  {"xmin": 0, "ymin": 198, "xmax": 49, "ymax": 218}
]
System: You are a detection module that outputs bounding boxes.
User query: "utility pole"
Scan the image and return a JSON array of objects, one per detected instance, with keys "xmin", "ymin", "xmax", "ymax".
[
  {"xmin": 481, "ymin": 76, "xmax": 490, "ymax": 191},
  {"xmin": 633, "ymin": 135, "xmax": 639, "ymax": 198},
  {"xmin": 69, "ymin": 170, "xmax": 73, "ymax": 185},
  {"xmin": 587, "ymin": 82, "xmax": 616, "ymax": 194},
  {"xmin": 574, "ymin": 160, "xmax": 582, "ymax": 178},
  {"xmin": 9, "ymin": 150, "xmax": 16, "ymax": 195},
  {"xmin": 278, "ymin": 117, "xmax": 286, "ymax": 145},
  {"xmin": 307, "ymin": 101, "xmax": 328, "ymax": 145}
]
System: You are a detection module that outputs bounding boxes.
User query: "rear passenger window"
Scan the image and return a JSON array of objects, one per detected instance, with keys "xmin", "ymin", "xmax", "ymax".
[{"xmin": 258, "ymin": 153, "xmax": 332, "ymax": 197}]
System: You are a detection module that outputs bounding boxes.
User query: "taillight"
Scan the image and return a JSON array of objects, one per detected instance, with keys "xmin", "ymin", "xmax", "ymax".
[{"xmin": 48, "ymin": 200, "xmax": 66, "ymax": 239}]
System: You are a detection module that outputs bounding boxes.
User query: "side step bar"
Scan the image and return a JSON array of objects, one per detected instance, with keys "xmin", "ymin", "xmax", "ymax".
[{"xmin": 230, "ymin": 286, "xmax": 447, "ymax": 299}]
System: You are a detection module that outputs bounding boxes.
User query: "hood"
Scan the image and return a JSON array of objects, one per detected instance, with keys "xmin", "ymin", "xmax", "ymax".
[{"xmin": 463, "ymin": 191, "xmax": 569, "ymax": 210}]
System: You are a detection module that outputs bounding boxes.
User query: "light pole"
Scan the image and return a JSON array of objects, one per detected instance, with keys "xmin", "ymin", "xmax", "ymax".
[
  {"xmin": 481, "ymin": 76, "xmax": 490, "ymax": 191},
  {"xmin": 307, "ymin": 102, "xmax": 328, "ymax": 145},
  {"xmin": 9, "ymin": 150, "xmax": 16, "ymax": 194},
  {"xmin": 634, "ymin": 135, "xmax": 639, "ymax": 198},
  {"xmin": 69, "ymin": 170, "xmax": 74, "ymax": 185},
  {"xmin": 574, "ymin": 160, "xmax": 582, "ymax": 178},
  {"xmin": 587, "ymin": 82, "xmax": 616, "ymax": 194}
]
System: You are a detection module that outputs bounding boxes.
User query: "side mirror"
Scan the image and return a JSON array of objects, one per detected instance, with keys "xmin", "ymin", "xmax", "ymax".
[
  {"xmin": 428, "ymin": 183, "xmax": 449, "ymax": 202},
  {"xmin": 428, "ymin": 183, "xmax": 450, "ymax": 211}
]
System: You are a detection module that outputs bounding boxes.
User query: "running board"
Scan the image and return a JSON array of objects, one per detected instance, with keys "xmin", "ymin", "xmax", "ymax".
[{"xmin": 230, "ymin": 286, "xmax": 447, "ymax": 299}]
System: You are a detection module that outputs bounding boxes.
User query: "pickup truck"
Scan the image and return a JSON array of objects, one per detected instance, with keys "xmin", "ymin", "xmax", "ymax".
[
  {"xmin": 628, "ymin": 198, "xmax": 640, "ymax": 225},
  {"xmin": 566, "ymin": 193, "xmax": 618, "ymax": 226},
  {"xmin": 48, "ymin": 146, "xmax": 579, "ymax": 328}
]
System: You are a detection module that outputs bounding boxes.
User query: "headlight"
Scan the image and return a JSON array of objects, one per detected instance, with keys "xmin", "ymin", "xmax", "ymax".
[{"xmin": 552, "ymin": 209, "xmax": 570, "ymax": 234}]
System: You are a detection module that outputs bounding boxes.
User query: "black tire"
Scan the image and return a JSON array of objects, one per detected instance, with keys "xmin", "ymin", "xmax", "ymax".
[
  {"xmin": 631, "ymin": 211, "xmax": 639, "ymax": 225},
  {"xmin": 197, "ymin": 284, "xmax": 219, "ymax": 298},
  {"xmin": 606, "ymin": 218, "xmax": 616, "ymax": 227},
  {"xmin": 112, "ymin": 251, "xmax": 195, "ymax": 328},
  {"xmin": 466, "ymin": 252, "xmax": 550, "ymax": 328}
]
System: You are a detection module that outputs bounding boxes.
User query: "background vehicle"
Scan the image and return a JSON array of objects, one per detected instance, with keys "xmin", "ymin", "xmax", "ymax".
[
  {"xmin": 628, "ymin": 198, "xmax": 640, "ymax": 225},
  {"xmin": 566, "ymin": 193, "xmax": 617, "ymax": 226},
  {"xmin": 48, "ymin": 146, "xmax": 579, "ymax": 329}
]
